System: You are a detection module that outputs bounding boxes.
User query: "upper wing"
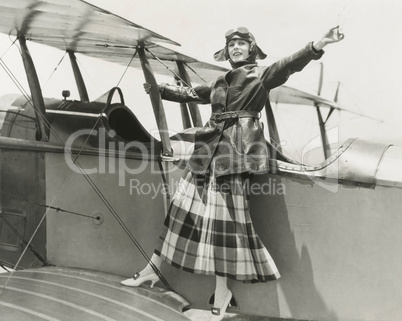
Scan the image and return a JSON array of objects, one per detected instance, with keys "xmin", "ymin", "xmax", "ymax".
[
  {"xmin": 0, "ymin": 0, "xmax": 179, "ymax": 46},
  {"xmin": 0, "ymin": 0, "xmax": 227, "ymax": 83}
]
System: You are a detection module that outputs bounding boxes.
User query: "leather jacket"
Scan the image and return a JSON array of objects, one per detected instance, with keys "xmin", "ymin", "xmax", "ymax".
[{"xmin": 160, "ymin": 42, "xmax": 324, "ymax": 177}]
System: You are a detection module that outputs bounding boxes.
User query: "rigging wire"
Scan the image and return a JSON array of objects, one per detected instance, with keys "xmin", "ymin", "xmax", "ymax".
[
  {"xmin": 0, "ymin": 58, "xmax": 32, "ymax": 106},
  {"xmin": 183, "ymin": 62, "xmax": 208, "ymax": 84},
  {"xmin": 116, "ymin": 49, "xmax": 138, "ymax": 87},
  {"xmin": 1, "ymin": 191, "xmax": 101, "ymax": 221},
  {"xmin": 144, "ymin": 48, "xmax": 191, "ymax": 88},
  {"xmin": 74, "ymin": 55, "xmax": 102, "ymax": 94},
  {"xmin": 41, "ymin": 51, "xmax": 67, "ymax": 90},
  {"xmin": 0, "ymin": 37, "xmax": 17, "ymax": 59}
]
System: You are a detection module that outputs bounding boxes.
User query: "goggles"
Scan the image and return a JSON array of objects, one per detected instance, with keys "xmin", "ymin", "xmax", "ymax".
[{"xmin": 225, "ymin": 27, "xmax": 251, "ymax": 40}]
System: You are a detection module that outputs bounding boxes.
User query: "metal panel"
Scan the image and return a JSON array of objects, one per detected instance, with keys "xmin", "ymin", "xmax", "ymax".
[
  {"xmin": 277, "ymin": 139, "xmax": 392, "ymax": 188},
  {"xmin": 334, "ymin": 139, "xmax": 390, "ymax": 187},
  {"xmin": 376, "ymin": 146, "xmax": 402, "ymax": 188}
]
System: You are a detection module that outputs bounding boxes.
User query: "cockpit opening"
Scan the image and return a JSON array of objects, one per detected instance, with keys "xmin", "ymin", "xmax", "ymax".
[{"xmin": 107, "ymin": 105, "xmax": 152, "ymax": 142}]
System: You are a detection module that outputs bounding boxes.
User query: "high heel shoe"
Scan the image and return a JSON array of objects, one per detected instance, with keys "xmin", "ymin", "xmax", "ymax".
[
  {"xmin": 210, "ymin": 289, "xmax": 232, "ymax": 321},
  {"xmin": 120, "ymin": 271, "xmax": 159, "ymax": 288}
]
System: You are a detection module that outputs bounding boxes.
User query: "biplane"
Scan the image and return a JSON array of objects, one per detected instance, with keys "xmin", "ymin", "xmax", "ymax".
[{"xmin": 0, "ymin": 1, "xmax": 401, "ymax": 321}]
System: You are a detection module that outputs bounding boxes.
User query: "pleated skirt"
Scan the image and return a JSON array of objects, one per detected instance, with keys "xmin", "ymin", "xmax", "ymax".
[{"xmin": 154, "ymin": 165, "xmax": 280, "ymax": 282}]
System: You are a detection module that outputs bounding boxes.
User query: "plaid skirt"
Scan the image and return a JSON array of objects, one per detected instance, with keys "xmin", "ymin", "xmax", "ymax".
[{"xmin": 154, "ymin": 166, "xmax": 280, "ymax": 282}]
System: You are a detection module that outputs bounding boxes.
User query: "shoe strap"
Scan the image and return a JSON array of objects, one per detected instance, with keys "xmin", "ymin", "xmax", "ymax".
[{"xmin": 211, "ymin": 307, "xmax": 220, "ymax": 316}]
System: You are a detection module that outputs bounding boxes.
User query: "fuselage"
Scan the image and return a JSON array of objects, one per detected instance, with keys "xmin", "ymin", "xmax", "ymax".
[{"xmin": 0, "ymin": 95, "xmax": 401, "ymax": 320}]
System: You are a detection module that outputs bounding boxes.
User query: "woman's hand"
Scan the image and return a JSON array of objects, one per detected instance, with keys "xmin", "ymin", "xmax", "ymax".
[
  {"xmin": 143, "ymin": 82, "xmax": 152, "ymax": 94},
  {"xmin": 322, "ymin": 26, "xmax": 345, "ymax": 44},
  {"xmin": 313, "ymin": 26, "xmax": 345, "ymax": 50}
]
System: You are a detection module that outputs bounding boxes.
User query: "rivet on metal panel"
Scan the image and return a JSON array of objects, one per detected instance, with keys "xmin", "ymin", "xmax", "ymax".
[{"xmin": 92, "ymin": 212, "xmax": 104, "ymax": 225}]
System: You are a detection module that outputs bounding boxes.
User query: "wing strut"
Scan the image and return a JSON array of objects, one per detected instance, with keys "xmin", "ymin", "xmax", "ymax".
[
  {"xmin": 315, "ymin": 63, "xmax": 331, "ymax": 159},
  {"xmin": 137, "ymin": 46, "xmax": 173, "ymax": 157},
  {"xmin": 19, "ymin": 37, "xmax": 49, "ymax": 141},
  {"xmin": 68, "ymin": 51, "xmax": 89, "ymax": 102},
  {"xmin": 178, "ymin": 94, "xmax": 192, "ymax": 129},
  {"xmin": 265, "ymin": 99, "xmax": 282, "ymax": 173},
  {"xmin": 316, "ymin": 107, "xmax": 331, "ymax": 159},
  {"xmin": 174, "ymin": 73, "xmax": 192, "ymax": 129},
  {"xmin": 176, "ymin": 61, "xmax": 203, "ymax": 127},
  {"xmin": 317, "ymin": 82, "xmax": 340, "ymax": 159},
  {"xmin": 265, "ymin": 99, "xmax": 282, "ymax": 152}
]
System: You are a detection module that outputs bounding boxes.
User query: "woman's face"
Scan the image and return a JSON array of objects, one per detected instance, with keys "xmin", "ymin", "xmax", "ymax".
[{"xmin": 227, "ymin": 39, "xmax": 250, "ymax": 63}]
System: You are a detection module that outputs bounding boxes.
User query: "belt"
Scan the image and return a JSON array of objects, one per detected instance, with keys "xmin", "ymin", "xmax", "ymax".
[{"xmin": 210, "ymin": 110, "xmax": 260, "ymax": 122}]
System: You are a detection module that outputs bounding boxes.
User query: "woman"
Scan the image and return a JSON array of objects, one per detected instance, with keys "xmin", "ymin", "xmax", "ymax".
[{"xmin": 122, "ymin": 26, "xmax": 344, "ymax": 320}]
